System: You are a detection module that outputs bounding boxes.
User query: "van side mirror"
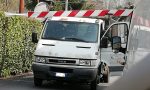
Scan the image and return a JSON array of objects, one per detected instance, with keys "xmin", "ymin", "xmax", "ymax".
[
  {"xmin": 100, "ymin": 37, "xmax": 108, "ymax": 48},
  {"xmin": 32, "ymin": 32, "xmax": 38, "ymax": 43},
  {"xmin": 112, "ymin": 36, "xmax": 121, "ymax": 50}
]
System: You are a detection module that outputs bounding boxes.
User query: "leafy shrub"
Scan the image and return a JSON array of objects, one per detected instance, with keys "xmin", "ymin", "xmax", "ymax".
[{"xmin": 0, "ymin": 12, "xmax": 42, "ymax": 77}]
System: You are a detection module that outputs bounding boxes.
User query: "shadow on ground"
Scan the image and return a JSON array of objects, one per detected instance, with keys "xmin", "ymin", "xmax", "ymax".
[
  {"xmin": 0, "ymin": 76, "xmax": 108, "ymax": 90},
  {"xmin": 34, "ymin": 80, "xmax": 107, "ymax": 90}
]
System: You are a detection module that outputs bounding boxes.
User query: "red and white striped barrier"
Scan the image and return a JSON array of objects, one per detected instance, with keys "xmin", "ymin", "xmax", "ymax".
[{"xmin": 28, "ymin": 9, "xmax": 133, "ymax": 18}]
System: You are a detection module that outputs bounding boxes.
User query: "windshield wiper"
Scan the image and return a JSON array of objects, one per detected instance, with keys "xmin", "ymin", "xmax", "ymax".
[
  {"xmin": 65, "ymin": 37, "xmax": 88, "ymax": 42},
  {"xmin": 42, "ymin": 37, "xmax": 64, "ymax": 41}
]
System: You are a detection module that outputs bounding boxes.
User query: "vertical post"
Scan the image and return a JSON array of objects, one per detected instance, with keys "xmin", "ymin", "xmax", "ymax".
[
  {"xmin": 37, "ymin": 0, "xmax": 39, "ymax": 3},
  {"xmin": 107, "ymin": 0, "xmax": 110, "ymax": 9},
  {"xmin": 19, "ymin": 0, "xmax": 24, "ymax": 13},
  {"xmin": 5, "ymin": 0, "xmax": 8, "ymax": 6},
  {"xmin": 65, "ymin": 0, "xmax": 68, "ymax": 11},
  {"xmin": 5, "ymin": 0, "xmax": 8, "ymax": 11},
  {"xmin": 103, "ymin": 0, "xmax": 107, "ymax": 9}
]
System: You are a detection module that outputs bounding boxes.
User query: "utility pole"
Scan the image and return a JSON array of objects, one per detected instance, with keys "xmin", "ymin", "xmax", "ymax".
[
  {"xmin": 37, "ymin": 0, "xmax": 39, "ymax": 3},
  {"xmin": 19, "ymin": 0, "xmax": 24, "ymax": 13},
  {"xmin": 65, "ymin": 0, "xmax": 68, "ymax": 11}
]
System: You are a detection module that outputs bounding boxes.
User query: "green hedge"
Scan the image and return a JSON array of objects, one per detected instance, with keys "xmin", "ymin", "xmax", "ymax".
[{"xmin": 0, "ymin": 12, "xmax": 42, "ymax": 77}]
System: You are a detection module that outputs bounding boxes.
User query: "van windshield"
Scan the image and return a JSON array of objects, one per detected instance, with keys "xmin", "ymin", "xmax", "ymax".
[{"xmin": 42, "ymin": 21, "xmax": 99, "ymax": 43}]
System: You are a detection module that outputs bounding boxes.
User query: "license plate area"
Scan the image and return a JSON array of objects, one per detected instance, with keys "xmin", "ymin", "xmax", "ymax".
[
  {"xmin": 55, "ymin": 72, "xmax": 66, "ymax": 77},
  {"xmin": 50, "ymin": 67, "xmax": 73, "ymax": 73}
]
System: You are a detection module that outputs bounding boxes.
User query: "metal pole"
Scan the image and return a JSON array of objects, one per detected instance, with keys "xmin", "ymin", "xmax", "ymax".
[
  {"xmin": 107, "ymin": 0, "xmax": 110, "ymax": 9},
  {"xmin": 65, "ymin": 0, "xmax": 68, "ymax": 11},
  {"xmin": 19, "ymin": 0, "xmax": 25, "ymax": 13}
]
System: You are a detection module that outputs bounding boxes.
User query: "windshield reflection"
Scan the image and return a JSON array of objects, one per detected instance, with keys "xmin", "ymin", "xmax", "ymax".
[{"xmin": 42, "ymin": 21, "xmax": 99, "ymax": 43}]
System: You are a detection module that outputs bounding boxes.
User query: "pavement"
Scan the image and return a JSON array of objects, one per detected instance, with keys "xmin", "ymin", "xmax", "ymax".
[{"xmin": 0, "ymin": 72, "xmax": 122, "ymax": 90}]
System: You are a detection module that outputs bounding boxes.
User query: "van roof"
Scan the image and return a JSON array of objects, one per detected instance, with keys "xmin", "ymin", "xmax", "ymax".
[{"xmin": 47, "ymin": 17, "xmax": 103, "ymax": 24}]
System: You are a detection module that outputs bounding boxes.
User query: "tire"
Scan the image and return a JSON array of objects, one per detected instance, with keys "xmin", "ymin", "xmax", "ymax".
[
  {"xmin": 103, "ymin": 71, "xmax": 109, "ymax": 83},
  {"xmin": 34, "ymin": 77, "xmax": 43, "ymax": 87},
  {"xmin": 100, "ymin": 64, "xmax": 109, "ymax": 83},
  {"xmin": 102, "ymin": 65, "xmax": 109, "ymax": 83},
  {"xmin": 90, "ymin": 77, "xmax": 97, "ymax": 90}
]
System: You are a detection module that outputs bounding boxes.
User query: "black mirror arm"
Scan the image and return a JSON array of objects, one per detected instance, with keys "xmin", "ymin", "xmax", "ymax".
[{"xmin": 32, "ymin": 32, "xmax": 38, "ymax": 43}]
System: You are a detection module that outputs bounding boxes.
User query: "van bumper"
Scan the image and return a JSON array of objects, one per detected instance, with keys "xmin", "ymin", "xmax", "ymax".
[{"xmin": 32, "ymin": 63, "xmax": 97, "ymax": 83}]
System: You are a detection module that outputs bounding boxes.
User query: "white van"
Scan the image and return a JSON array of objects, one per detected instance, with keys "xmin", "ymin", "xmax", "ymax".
[
  {"xmin": 31, "ymin": 16, "xmax": 128, "ymax": 90},
  {"xmin": 32, "ymin": 17, "xmax": 107, "ymax": 90}
]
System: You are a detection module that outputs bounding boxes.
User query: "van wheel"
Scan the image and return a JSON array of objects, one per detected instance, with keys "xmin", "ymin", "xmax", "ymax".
[
  {"xmin": 102, "ymin": 65, "xmax": 109, "ymax": 83},
  {"xmin": 90, "ymin": 77, "xmax": 97, "ymax": 90},
  {"xmin": 34, "ymin": 77, "xmax": 43, "ymax": 87}
]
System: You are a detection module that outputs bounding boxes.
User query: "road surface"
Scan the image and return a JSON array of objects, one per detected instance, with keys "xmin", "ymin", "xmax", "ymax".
[{"xmin": 0, "ymin": 72, "xmax": 122, "ymax": 90}]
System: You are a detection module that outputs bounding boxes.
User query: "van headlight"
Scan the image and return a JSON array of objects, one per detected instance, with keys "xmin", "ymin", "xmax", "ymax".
[
  {"xmin": 79, "ymin": 60, "xmax": 96, "ymax": 66},
  {"xmin": 35, "ymin": 57, "xmax": 47, "ymax": 63}
]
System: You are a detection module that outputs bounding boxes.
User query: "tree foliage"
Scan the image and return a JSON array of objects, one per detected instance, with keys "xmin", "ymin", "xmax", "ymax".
[
  {"xmin": 25, "ymin": 0, "xmax": 95, "ymax": 11},
  {"xmin": 25, "ymin": 0, "xmax": 38, "ymax": 11},
  {"xmin": 68, "ymin": 0, "xmax": 85, "ymax": 10}
]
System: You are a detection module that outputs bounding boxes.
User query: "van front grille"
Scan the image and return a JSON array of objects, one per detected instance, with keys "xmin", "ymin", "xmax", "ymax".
[{"xmin": 46, "ymin": 58, "xmax": 76, "ymax": 65}]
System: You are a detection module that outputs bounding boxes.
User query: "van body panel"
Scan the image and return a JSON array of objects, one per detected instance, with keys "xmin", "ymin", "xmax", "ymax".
[{"xmin": 35, "ymin": 39, "xmax": 99, "ymax": 59}]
